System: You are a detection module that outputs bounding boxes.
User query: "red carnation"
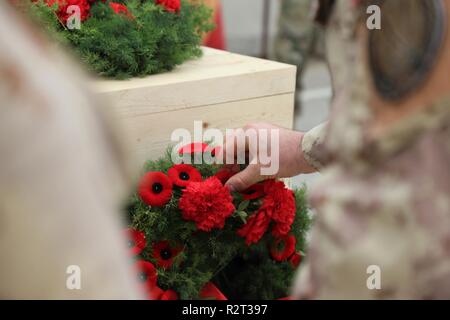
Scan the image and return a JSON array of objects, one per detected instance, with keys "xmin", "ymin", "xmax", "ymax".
[
  {"xmin": 289, "ymin": 252, "xmax": 302, "ymax": 268},
  {"xmin": 135, "ymin": 260, "xmax": 158, "ymax": 293},
  {"xmin": 168, "ymin": 164, "xmax": 202, "ymax": 188},
  {"xmin": 155, "ymin": 0, "xmax": 181, "ymax": 13},
  {"xmin": 46, "ymin": 0, "xmax": 91, "ymax": 24},
  {"xmin": 109, "ymin": 2, "xmax": 134, "ymax": 19},
  {"xmin": 152, "ymin": 241, "xmax": 183, "ymax": 269},
  {"xmin": 241, "ymin": 182, "xmax": 265, "ymax": 200},
  {"xmin": 237, "ymin": 210, "xmax": 271, "ymax": 245},
  {"xmin": 214, "ymin": 168, "xmax": 235, "ymax": 185},
  {"xmin": 179, "ymin": 177, "xmax": 235, "ymax": 232},
  {"xmin": 263, "ymin": 180, "xmax": 296, "ymax": 238},
  {"xmin": 270, "ymin": 235, "xmax": 296, "ymax": 262},
  {"xmin": 237, "ymin": 180, "xmax": 296, "ymax": 245},
  {"xmin": 138, "ymin": 172, "xmax": 173, "ymax": 207},
  {"xmin": 125, "ymin": 228, "xmax": 146, "ymax": 255}
]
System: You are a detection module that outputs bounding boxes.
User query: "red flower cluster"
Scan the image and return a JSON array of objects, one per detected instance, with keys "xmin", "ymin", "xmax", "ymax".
[
  {"xmin": 127, "ymin": 234, "xmax": 182, "ymax": 299},
  {"xmin": 131, "ymin": 144, "xmax": 302, "ymax": 297},
  {"xmin": 236, "ymin": 209, "xmax": 270, "ymax": 245},
  {"xmin": 138, "ymin": 162, "xmax": 204, "ymax": 207},
  {"xmin": 265, "ymin": 180, "xmax": 296, "ymax": 238},
  {"xmin": 46, "ymin": 0, "xmax": 91, "ymax": 23},
  {"xmin": 109, "ymin": 1, "xmax": 133, "ymax": 19},
  {"xmin": 237, "ymin": 180, "xmax": 295, "ymax": 245},
  {"xmin": 155, "ymin": 0, "xmax": 181, "ymax": 13},
  {"xmin": 179, "ymin": 177, "xmax": 235, "ymax": 232},
  {"xmin": 40, "ymin": 0, "xmax": 133, "ymax": 25}
]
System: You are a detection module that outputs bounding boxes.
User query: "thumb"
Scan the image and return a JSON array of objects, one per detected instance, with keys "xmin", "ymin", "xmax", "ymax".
[{"xmin": 225, "ymin": 164, "xmax": 262, "ymax": 192}]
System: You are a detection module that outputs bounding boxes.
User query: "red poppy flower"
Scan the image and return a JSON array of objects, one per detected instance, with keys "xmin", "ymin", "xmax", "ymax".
[
  {"xmin": 138, "ymin": 172, "xmax": 173, "ymax": 207},
  {"xmin": 160, "ymin": 290, "xmax": 179, "ymax": 300},
  {"xmin": 135, "ymin": 260, "xmax": 158, "ymax": 294},
  {"xmin": 168, "ymin": 164, "xmax": 202, "ymax": 188},
  {"xmin": 155, "ymin": 0, "xmax": 181, "ymax": 13},
  {"xmin": 178, "ymin": 143, "xmax": 219, "ymax": 163},
  {"xmin": 289, "ymin": 252, "xmax": 302, "ymax": 268},
  {"xmin": 152, "ymin": 241, "xmax": 183, "ymax": 269},
  {"xmin": 179, "ymin": 177, "xmax": 235, "ymax": 232},
  {"xmin": 178, "ymin": 143, "xmax": 208, "ymax": 155},
  {"xmin": 109, "ymin": 2, "xmax": 134, "ymax": 19},
  {"xmin": 270, "ymin": 235, "xmax": 296, "ymax": 262},
  {"xmin": 241, "ymin": 182, "xmax": 265, "ymax": 200},
  {"xmin": 214, "ymin": 168, "xmax": 235, "ymax": 185},
  {"xmin": 125, "ymin": 228, "xmax": 146, "ymax": 255}
]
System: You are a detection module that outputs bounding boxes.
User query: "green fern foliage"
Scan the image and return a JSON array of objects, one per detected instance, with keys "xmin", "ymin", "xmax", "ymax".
[{"xmin": 25, "ymin": 0, "xmax": 214, "ymax": 79}]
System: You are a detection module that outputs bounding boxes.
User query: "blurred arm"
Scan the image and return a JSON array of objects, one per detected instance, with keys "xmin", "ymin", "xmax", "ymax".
[{"xmin": 0, "ymin": 4, "xmax": 142, "ymax": 299}]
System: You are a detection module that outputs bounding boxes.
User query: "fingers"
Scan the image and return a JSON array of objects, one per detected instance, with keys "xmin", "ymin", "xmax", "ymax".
[
  {"xmin": 219, "ymin": 128, "xmax": 251, "ymax": 165},
  {"xmin": 225, "ymin": 164, "xmax": 262, "ymax": 192}
]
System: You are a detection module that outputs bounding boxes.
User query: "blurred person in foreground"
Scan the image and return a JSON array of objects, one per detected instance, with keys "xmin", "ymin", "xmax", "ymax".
[
  {"xmin": 223, "ymin": 0, "xmax": 450, "ymax": 299},
  {"xmin": 0, "ymin": 3, "xmax": 142, "ymax": 299}
]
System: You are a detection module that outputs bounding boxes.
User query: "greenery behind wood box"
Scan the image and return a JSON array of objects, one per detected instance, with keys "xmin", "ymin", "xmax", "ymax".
[{"xmin": 26, "ymin": 0, "xmax": 214, "ymax": 79}]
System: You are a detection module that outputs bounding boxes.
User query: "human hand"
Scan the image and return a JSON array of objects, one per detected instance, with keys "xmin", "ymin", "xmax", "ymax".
[{"xmin": 219, "ymin": 122, "xmax": 317, "ymax": 192}]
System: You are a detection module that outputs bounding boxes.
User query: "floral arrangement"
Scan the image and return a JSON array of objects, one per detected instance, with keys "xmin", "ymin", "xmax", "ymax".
[
  {"xmin": 125, "ymin": 144, "xmax": 311, "ymax": 300},
  {"xmin": 22, "ymin": 0, "xmax": 213, "ymax": 79}
]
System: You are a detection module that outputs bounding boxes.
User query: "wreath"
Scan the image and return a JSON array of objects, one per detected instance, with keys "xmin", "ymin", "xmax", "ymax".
[
  {"xmin": 125, "ymin": 144, "xmax": 312, "ymax": 300},
  {"xmin": 22, "ymin": 0, "xmax": 213, "ymax": 79}
]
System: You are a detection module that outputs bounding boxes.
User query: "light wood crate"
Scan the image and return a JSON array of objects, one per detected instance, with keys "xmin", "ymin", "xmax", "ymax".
[{"xmin": 93, "ymin": 47, "xmax": 297, "ymax": 165}]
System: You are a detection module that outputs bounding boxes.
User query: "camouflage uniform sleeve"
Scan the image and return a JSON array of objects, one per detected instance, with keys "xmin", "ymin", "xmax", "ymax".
[
  {"xmin": 291, "ymin": 169, "xmax": 417, "ymax": 300},
  {"xmin": 292, "ymin": 167, "xmax": 448, "ymax": 300},
  {"xmin": 301, "ymin": 122, "xmax": 329, "ymax": 171}
]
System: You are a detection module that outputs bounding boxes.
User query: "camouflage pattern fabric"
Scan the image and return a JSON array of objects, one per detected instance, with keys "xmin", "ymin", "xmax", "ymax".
[
  {"xmin": 294, "ymin": 0, "xmax": 450, "ymax": 299},
  {"xmin": 274, "ymin": 0, "xmax": 318, "ymax": 99}
]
